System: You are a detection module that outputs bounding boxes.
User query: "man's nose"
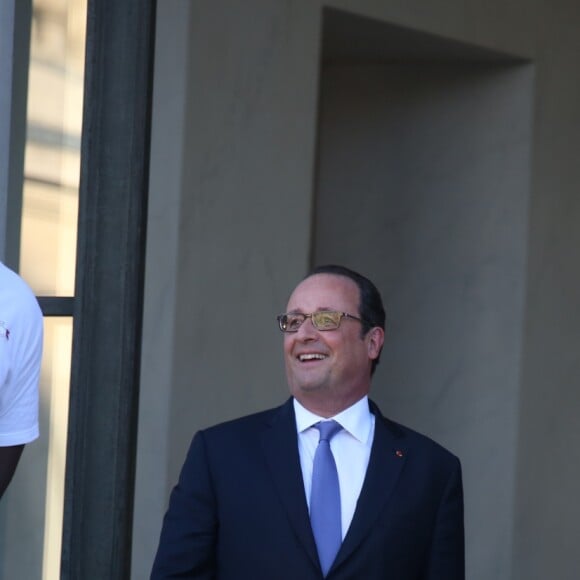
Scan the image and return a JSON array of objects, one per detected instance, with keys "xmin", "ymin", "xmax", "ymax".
[{"xmin": 296, "ymin": 317, "xmax": 318, "ymax": 339}]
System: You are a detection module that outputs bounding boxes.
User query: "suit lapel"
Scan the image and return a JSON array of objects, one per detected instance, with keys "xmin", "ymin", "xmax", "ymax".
[
  {"xmin": 261, "ymin": 398, "xmax": 320, "ymax": 569},
  {"xmin": 333, "ymin": 401, "xmax": 407, "ymax": 571}
]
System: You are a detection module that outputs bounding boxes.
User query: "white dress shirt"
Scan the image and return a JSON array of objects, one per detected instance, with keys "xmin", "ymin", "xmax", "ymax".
[{"xmin": 293, "ymin": 396, "xmax": 375, "ymax": 539}]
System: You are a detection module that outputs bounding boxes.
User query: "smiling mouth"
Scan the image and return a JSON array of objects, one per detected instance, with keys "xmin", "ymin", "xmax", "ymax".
[{"xmin": 297, "ymin": 353, "xmax": 327, "ymax": 362}]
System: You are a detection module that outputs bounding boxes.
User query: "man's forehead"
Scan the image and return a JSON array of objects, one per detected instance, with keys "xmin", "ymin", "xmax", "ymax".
[{"xmin": 286, "ymin": 273, "xmax": 359, "ymax": 309}]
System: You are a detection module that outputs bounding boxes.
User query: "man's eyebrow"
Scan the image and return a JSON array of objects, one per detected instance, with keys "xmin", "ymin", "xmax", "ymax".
[{"xmin": 286, "ymin": 307, "xmax": 336, "ymax": 314}]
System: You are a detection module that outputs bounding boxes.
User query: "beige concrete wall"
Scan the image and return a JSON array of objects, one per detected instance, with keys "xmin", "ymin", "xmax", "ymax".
[
  {"xmin": 314, "ymin": 61, "xmax": 533, "ymax": 580},
  {"xmin": 132, "ymin": 1, "xmax": 322, "ymax": 577},
  {"xmin": 134, "ymin": 1, "xmax": 580, "ymax": 579}
]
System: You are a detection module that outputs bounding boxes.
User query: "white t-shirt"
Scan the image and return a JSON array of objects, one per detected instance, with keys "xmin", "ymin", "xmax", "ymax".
[{"xmin": 0, "ymin": 262, "xmax": 43, "ymax": 446}]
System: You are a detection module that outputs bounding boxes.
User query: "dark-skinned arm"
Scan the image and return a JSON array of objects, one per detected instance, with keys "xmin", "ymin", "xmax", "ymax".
[{"xmin": 0, "ymin": 444, "xmax": 25, "ymax": 499}]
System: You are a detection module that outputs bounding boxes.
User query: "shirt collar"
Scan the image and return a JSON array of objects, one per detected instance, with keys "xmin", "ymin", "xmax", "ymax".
[{"xmin": 293, "ymin": 396, "xmax": 373, "ymax": 444}]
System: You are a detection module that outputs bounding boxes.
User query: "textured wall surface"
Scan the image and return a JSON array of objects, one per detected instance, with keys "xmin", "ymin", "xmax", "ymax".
[
  {"xmin": 314, "ymin": 62, "xmax": 533, "ymax": 580},
  {"xmin": 135, "ymin": 1, "xmax": 580, "ymax": 578}
]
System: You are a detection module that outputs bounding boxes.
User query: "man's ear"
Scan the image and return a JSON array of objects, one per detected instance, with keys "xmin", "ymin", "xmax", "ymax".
[{"xmin": 366, "ymin": 327, "xmax": 385, "ymax": 360}]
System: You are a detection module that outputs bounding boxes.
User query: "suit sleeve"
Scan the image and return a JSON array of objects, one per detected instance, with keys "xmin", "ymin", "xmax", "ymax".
[
  {"xmin": 151, "ymin": 431, "xmax": 218, "ymax": 579},
  {"xmin": 425, "ymin": 457, "xmax": 465, "ymax": 580}
]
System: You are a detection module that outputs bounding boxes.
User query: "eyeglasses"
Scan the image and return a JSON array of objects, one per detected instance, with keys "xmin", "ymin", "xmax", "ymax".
[{"xmin": 277, "ymin": 310, "xmax": 363, "ymax": 333}]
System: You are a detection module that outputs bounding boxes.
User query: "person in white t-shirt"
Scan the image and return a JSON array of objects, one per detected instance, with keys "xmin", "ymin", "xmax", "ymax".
[{"xmin": 0, "ymin": 261, "xmax": 43, "ymax": 499}]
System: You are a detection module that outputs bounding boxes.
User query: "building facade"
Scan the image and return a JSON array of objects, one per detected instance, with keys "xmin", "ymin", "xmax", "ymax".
[{"xmin": 1, "ymin": 1, "xmax": 580, "ymax": 579}]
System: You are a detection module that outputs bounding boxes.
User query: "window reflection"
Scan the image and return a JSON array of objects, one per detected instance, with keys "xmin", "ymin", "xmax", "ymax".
[
  {"xmin": 21, "ymin": 0, "xmax": 86, "ymax": 297},
  {"xmin": 2, "ymin": 0, "xmax": 86, "ymax": 578},
  {"xmin": 0, "ymin": 317, "xmax": 73, "ymax": 579}
]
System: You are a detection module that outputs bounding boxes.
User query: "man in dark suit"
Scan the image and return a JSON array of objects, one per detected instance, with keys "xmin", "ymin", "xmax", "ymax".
[{"xmin": 151, "ymin": 265, "xmax": 464, "ymax": 579}]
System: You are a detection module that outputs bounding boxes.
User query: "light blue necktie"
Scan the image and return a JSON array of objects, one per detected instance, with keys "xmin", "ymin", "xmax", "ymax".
[{"xmin": 310, "ymin": 420, "xmax": 343, "ymax": 577}]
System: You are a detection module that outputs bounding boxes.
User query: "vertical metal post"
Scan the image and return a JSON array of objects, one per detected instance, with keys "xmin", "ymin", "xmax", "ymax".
[
  {"xmin": 0, "ymin": 0, "xmax": 31, "ymax": 266},
  {"xmin": 61, "ymin": 0, "xmax": 156, "ymax": 577}
]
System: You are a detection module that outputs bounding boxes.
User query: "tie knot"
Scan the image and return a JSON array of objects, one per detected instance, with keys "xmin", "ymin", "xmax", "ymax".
[{"xmin": 315, "ymin": 420, "xmax": 342, "ymax": 442}]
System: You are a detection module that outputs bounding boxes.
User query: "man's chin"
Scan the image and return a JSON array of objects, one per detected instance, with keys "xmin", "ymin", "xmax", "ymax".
[
  {"xmin": 291, "ymin": 379, "xmax": 329, "ymax": 395},
  {"xmin": 287, "ymin": 370, "xmax": 331, "ymax": 398},
  {"xmin": 298, "ymin": 383, "xmax": 323, "ymax": 393}
]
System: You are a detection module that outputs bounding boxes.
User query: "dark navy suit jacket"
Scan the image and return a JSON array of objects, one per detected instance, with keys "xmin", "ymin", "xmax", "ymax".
[{"xmin": 151, "ymin": 398, "xmax": 464, "ymax": 579}]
